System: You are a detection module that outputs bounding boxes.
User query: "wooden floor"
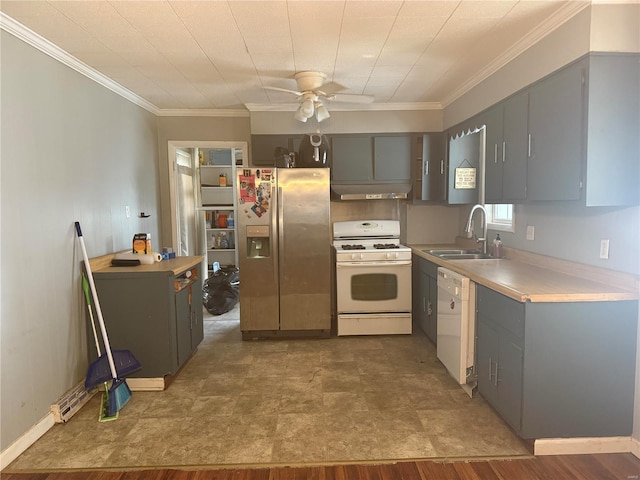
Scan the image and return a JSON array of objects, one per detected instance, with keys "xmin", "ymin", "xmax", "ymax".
[{"xmin": 3, "ymin": 453, "xmax": 640, "ymax": 480}]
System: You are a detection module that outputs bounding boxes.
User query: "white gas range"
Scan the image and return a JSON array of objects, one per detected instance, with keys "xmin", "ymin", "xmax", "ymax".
[{"xmin": 332, "ymin": 220, "xmax": 412, "ymax": 336}]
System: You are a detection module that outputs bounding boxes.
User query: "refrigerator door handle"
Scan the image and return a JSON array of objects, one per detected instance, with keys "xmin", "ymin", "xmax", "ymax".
[
  {"xmin": 271, "ymin": 184, "xmax": 280, "ymax": 285},
  {"xmin": 277, "ymin": 185, "xmax": 284, "ymax": 269}
]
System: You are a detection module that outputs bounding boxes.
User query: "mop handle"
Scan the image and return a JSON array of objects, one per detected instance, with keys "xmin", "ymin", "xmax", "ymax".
[{"xmin": 75, "ymin": 222, "xmax": 118, "ymax": 380}]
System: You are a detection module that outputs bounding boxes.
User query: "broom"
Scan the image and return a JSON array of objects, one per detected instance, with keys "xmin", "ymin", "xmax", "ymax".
[
  {"xmin": 82, "ymin": 273, "xmax": 118, "ymax": 422},
  {"xmin": 75, "ymin": 221, "xmax": 134, "ymax": 416}
]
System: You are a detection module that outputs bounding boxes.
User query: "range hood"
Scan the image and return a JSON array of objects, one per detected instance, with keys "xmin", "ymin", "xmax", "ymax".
[{"xmin": 331, "ymin": 183, "xmax": 411, "ymax": 200}]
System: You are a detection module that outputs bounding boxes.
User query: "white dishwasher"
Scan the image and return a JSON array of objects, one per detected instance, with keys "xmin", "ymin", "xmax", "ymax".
[{"xmin": 437, "ymin": 267, "xmax": 476, "ymax": 397}]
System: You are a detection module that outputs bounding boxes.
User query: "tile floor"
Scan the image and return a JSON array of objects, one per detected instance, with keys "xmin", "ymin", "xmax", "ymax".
[{"xmin": 7, "ymin": 305, "xmax": 530, "ymax": 471}]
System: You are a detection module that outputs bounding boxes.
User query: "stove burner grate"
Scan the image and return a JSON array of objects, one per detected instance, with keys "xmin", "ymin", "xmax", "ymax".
[
  {"xmin": 373, "ymin": 243, "xmax": 400, "ymax": 249},
  {"xmin": 341, "ymin": 244, "xmax": 366, "ymax": 250}
]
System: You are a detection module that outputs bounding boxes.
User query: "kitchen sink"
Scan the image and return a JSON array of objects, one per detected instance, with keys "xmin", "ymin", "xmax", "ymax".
[
  {"xmin": 422, "ymin": 248, "xmax": 499, "ymax": 260},
  {"xmin": 422, "ymin": 248, "xmax": 480, "ymax": 255},
  {"xmin": 437, "ymin": 253, "xmax": 497, "ymax": 260}
]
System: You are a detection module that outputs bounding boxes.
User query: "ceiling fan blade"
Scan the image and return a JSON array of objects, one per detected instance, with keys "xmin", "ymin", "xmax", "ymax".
[
  {"xmin": 263, "ymin": 86, "xmax": 303, "ymax": 96},
  {"xmin": 326, "ymin": 93, "xmax": 374, "ymax": 104},
  {"xmin": 316, "ymin": 81, "xmax": 347, "ymax": 95}
]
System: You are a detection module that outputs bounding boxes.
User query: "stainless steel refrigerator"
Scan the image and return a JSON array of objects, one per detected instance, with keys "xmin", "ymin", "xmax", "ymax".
[{"xmin": 237, "ymin": 168, "xmax": 331, "ymax": 338}]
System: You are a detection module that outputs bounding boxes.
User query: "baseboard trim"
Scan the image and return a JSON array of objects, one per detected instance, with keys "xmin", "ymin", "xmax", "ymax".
[
  {"xmin": 632, "ymin": 437, "xmax": 640, "ymax": 459},
  {"xmin": 0, "ymin": 412, "xmax": 55, "ymax": 470},
  {"xmin": 534, "ymin": 436, "xmax": 634, "ymax": 456},
  {"xmin": 126, "ymin": 377, "xmax": 165, "ymax": 391}
]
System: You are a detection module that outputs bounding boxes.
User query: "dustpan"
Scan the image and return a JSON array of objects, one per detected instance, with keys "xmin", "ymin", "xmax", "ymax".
[{"xmin": 85, "ymin": 350, "xmax": 142, "ymax": 389}]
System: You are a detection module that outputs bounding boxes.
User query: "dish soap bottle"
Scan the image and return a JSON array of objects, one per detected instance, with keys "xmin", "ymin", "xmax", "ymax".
[{"xmin": 493, "ymin": 234, "xmax": 503, "ymax": 258}]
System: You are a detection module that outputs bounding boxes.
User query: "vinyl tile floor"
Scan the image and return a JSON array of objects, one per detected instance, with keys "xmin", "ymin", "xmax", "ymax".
[{"xmin": 7, "ymin": 305, "xmax": 530, "ymax": 471}]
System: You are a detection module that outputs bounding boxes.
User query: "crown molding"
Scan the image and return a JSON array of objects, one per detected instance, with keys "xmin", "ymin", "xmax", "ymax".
[
  {"xmin": 440, "ymin": 1, "xmax": 591, "ymax": 108},
  {"xmin": 0, "ymin": 12, "xmax": 160, "ymax": 115},
  {"xmin": 156, "ymin": 109, "xmax": 250, "ymax": 117}
]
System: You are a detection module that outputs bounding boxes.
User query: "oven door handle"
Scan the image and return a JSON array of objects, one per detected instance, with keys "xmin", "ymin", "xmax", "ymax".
[{"xmin": 337, "ymin": 261, "xmax": 412, "ymax": 267}]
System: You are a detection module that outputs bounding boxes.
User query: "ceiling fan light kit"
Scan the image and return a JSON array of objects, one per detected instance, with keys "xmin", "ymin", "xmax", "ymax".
[
  {"xmin": 315, "ymin": 102, "xmax": 330, "ymax": 122},
  {"xmin": 264, "ymin": 71, "xmax": 373, "ymax": 123}
]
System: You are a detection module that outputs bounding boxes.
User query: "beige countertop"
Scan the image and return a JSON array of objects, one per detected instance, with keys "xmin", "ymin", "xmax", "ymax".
[
  {"xmin": 411, "ymin": 244, "xmax": 640, "ymax": 303},
  {"xmin": 91, "ymin": 255, "xmax": 203, "ymax": 276}
]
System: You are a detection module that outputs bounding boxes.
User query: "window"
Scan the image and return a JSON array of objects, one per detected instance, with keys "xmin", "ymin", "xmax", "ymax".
[{"xmin": 486, "ymin": 204, "xmax": 515, "ymax": 233}]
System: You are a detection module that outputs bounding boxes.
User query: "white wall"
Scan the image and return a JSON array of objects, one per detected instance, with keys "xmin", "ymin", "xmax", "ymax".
[
  {"xmin": 250, "ymin": 109, "xmax": 442, "ymax": 135},
  {"xmin": 0, "ymin": 32, "xmax": 160, "ymax": 452}
]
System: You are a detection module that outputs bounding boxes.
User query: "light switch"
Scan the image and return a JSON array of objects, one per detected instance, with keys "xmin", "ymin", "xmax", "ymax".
[
  {"xmin": 600, "ymin": 239, "xmax": 609, "ymax": 259},
  {"xmin": 526, "ymin": 225, "xmax": 535, "ymax": 241}
]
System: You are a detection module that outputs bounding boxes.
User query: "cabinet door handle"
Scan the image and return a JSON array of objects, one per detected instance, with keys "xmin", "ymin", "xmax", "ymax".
[
  {"xmin": 494, "ymin": 144, "xmax": 498, "ymax": 164},
  {"xmin": 528, "ymin": 134, "xmax": 532, "ymax": 158},
  {"xmin": 440, "ymin": 160, "xmax": 444, "ymax": 175},
  {"xmin": 494, "ymin": 361, "xmax": 499, "ymax": 387},
  {"xmin": 502, "ymin": 141, "xmax": 506, "ymax": 163},
  {"xmin": 424, "ymin": 160, "xmax": 429, "ymax": 176},
  {"xmin": 427, "ymin": 300, "xmax": 432, "ymax": 316}
]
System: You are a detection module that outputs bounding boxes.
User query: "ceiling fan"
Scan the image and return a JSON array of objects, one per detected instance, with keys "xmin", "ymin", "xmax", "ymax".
[{"xmin": 263, "ymin": 71, "xmax": 374, "ymax": 123}]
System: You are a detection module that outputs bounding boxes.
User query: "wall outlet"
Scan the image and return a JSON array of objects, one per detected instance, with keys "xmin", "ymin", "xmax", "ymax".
[
  {"xmin": 526, "ymin": 225, "xmax": 535, "ymax": 241},
  {"xmin": 125, "ymin": 205, "xmax": 131, "ymax": 218},
  {"xmin": 600, "ymin": 239, "xmax": 609, "ymax": 259}
]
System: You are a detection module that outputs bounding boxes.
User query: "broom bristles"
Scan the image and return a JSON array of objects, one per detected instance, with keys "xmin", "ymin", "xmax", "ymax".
[
  {"xmin": 99, "ymin": 388, "xmax": 118, "ymax": 422},
  {"xmin": 107, "ymin": 379, "xmax": 132, "ymax": 417}
]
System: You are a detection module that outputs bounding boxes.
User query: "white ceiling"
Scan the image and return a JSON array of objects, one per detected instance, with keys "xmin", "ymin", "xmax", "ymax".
[{"xmin": 1, "ymin": 0, "xmax": 597, "ymax": 114}]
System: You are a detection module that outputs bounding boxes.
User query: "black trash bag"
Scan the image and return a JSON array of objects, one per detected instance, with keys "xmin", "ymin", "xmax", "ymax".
[{"xmin": 203, "ymin": 267, "xmax": 239, "ymax": 315}]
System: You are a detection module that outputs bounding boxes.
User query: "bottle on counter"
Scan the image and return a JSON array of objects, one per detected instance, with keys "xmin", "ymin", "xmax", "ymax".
[{"xmin": 492, "ymin": 234, "xmax": 503, "ymax": 258}]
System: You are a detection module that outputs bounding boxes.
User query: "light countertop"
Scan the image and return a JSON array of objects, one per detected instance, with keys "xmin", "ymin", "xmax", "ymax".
[
  {"xmin": 411, "ymin": 244, "xmax": 639, "ymax": 303},
  {"xmin": 92, "ymin": 255, "xmax": 203, "ymax": 276}
]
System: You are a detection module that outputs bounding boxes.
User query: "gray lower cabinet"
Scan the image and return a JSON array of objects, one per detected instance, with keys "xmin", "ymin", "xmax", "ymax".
[
  {"xmin": 476, "ymin": 285, "xmax": 638, "ymax": 439},
  {"xmin": 92, "ymin": 259, "xmax": 204, "ymax": 378},
  {"xmin": 476, "ymin": 295, "xmax": 524, "ymax": 432},
  {"xmin": 412, "ymin": 256, "xmax": 437, "ymax": 343}
]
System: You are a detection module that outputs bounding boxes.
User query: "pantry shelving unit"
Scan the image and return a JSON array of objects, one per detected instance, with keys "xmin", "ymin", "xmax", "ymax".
[{"xmin": 196, "ymin": 146, "xmax": 245, "ymax": 277}]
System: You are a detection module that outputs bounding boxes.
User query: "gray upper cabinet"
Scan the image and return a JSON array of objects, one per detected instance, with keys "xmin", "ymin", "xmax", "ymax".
[
  {"xmin": 331, "ymin": 136, "xmax": 374, "ymax": 182},
  {"xmin": 373, "ymin": 136, "xmax": 412, "ymax": 181},
  {"xmin": 527, "ymin": 59, "xmax": 585, "ymax": 201},
  {"xmin": 527, "ymin": 53, "xmax": 640, "ymax": 205},
  {"xmin": 251, "ymin": 135, "xmax": 302, "ymax": 166},
  {"xmin": 479, "ymin": 53, "xmax": 638, "ymax": 206},
  {"xmin": 584, "ymin": 54, "xmax": 640, "ymax": 206},
  {"xmin": 447, "ymin": 130, "xmax": 480, "ymax": 204},
  {"xmin": 331, "ymin": 134, "xmax": 411, "ymax": 184},
  {"xmin": 484, "ymin": 93, "xmax": 528, "ymax": 203},
  {"xmin": 413, "ymin": 133, "xmax": 447, "ymax": 203}
]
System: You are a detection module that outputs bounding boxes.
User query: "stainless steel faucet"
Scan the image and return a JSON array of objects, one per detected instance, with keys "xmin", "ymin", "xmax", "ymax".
[{"xmin": 465, "ymin": 204, "xmax": 488, "ymax": 254}]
